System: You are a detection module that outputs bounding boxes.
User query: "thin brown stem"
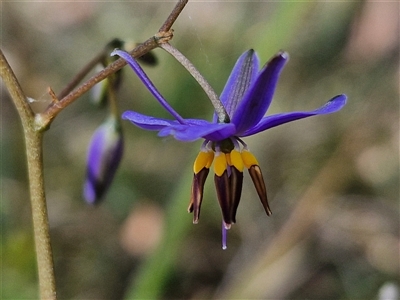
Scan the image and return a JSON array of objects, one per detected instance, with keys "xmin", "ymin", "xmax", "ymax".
[
  {"xmin": 38, "ymin": 0, "xmax": 189, "ymax": 131},
  {"xmin": 57, "ymin": 38, "xmax": 125, "ymax": 100},
  {"xmin": 159, "ymin": 0, "xmax": 189, "ymax": 33},
  {"xmin": 38, "ymin": 37, "xmax": 159, "ymax": 129},
  {"xmin": 57, "ymin": 50, "xmax": 107, "ymax": 100}
]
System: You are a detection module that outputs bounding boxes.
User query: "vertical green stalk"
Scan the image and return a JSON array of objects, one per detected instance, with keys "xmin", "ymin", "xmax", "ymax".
[
  {"xmin": 25, "ymin": 131, "xmax": 57, "ymax": 300},
  {"xmin": 1, "ymin": 50, "xmax": 57, "ymax": 300}
]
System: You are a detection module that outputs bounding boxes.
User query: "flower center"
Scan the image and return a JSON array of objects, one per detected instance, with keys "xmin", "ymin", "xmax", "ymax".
[{"xmin": 211, "ymin": 138, "xmax": 235, "ymax": 154}]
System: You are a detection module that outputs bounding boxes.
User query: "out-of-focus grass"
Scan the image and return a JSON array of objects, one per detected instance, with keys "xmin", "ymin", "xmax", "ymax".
[{"xmin": 1, "ymin": 1, "xmax": 398, "ymax": 299}]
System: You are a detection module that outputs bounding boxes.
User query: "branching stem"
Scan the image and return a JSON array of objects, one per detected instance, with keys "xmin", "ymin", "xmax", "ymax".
[
  {"xmin": 1, "ymin": 50, "xmax": 57, "ymax": 300},
  {"xmin": 0, "ymin": 1, "xmax": 189, "ymax": 299},
  {"xmin": 38, "ymin": 0, "xmax": 189, "ymax": 131},
  {"xmin": 0, "ymin": 50, "xmax": 34, "ymax": 127}
]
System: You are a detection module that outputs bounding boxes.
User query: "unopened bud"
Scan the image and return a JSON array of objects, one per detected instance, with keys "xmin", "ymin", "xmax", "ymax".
[{"xmin": 84, "ymin": 117, "xmax": 123, "ymax": 204}]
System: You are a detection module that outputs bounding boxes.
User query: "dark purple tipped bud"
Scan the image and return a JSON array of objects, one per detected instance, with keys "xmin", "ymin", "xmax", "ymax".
[{"xmin": 84, "ymin": 117, "xmax": 123, "ymax": 204}]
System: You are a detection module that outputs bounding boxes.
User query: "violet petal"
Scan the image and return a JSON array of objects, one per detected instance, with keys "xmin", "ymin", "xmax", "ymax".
[
  {"xmin": 232, "ymin": 51, "xmax": 289, "ymax": 135},
  {"xmin": 241, "ymin": 94, "xmax": 347, "ymax": 137},
  {"xmin": 216, "ymin": 49, "xmax": 259, "ymax": 121},
  {"xmin": 111, "ymin": 49, "xmax": 186, "ymax": 124}
]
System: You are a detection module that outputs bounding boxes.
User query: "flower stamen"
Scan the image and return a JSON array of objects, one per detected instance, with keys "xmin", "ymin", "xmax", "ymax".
[
  {"xmin": 242, "ymin": 149, "xmax": 272, "ymax": 216},
  {"xmin": 189, "ymin": 149, "xmax": 214, "ymax": 224}
]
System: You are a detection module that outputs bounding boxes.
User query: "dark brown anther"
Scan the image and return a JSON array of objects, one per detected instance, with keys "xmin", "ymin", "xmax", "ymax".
[
  {"xmin": 229, "ymin": 167, "xmax": 243, "ymax": 223},
  {"xmin": 214, "ymin": 171, "xmax": 232, "ymax": 225},
  {"xmin": 248, "ymin": 165, "xmax": 272, "ymax": 216},
  {"xmin": 188, "ymin": 168, "xmax": 209, "ymax": 224}
]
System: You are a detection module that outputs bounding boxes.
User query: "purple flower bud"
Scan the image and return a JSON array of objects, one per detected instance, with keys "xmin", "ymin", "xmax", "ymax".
[{"xmin": 84, "ymin": 117, "xmax": 123, "ymax": 204}]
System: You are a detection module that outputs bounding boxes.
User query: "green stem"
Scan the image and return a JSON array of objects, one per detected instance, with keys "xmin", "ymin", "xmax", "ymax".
[
  {"xmin": 0, "ymin": 50, "xmax": 57, "ymax": 299},
  {"xmin": 0, "ymin": 49, "xmax": 34, "ymax": 127},
  {"xmin": 25, "ymin": 132, "xmax": 57, "ymax": 300}
]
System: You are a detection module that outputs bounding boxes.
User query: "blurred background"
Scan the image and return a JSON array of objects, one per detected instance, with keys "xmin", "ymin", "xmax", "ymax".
[{"xmin": 1, "ymin": 1, "xmax": 399, "ymax": 299}]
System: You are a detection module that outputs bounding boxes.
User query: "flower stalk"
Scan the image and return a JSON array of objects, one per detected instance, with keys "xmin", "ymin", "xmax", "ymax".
[
  {"xmin": 159, "ymin": 42, "xmax": 229, "ymax": 123},
  {"xmin": 26, "ymin": 132, "xmax": 57, "ymax": 300}
]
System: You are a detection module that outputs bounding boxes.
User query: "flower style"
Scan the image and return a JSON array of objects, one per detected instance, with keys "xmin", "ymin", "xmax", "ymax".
[{"xmin": 112, "ymin": 48, "xmax": 346, "ymax": 248}]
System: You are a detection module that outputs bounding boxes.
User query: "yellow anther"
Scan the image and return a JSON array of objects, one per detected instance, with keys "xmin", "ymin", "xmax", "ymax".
[
  {"xmin": 214, "ymin": 152, "xmax": 227, "ymax": 177},
  {"xmin": 193, "ymin": 151, "xmax": 214, "ymax": 174},
  {"xmin": 241, "ymin": 150, "xmax": 259, "ymax": 169},
  {"xmin": 229, "ymin": 150, "xmax": 244, "ymax": 172}
]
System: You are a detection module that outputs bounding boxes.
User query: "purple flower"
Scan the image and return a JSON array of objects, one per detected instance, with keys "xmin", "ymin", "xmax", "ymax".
[
  {"xmin": 112, "ymin": 49, "xmax": 346, "ymax": 248},
  {"xmin": 84, "ymin": 117, "xmax": 123, "ymax": 204}
]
